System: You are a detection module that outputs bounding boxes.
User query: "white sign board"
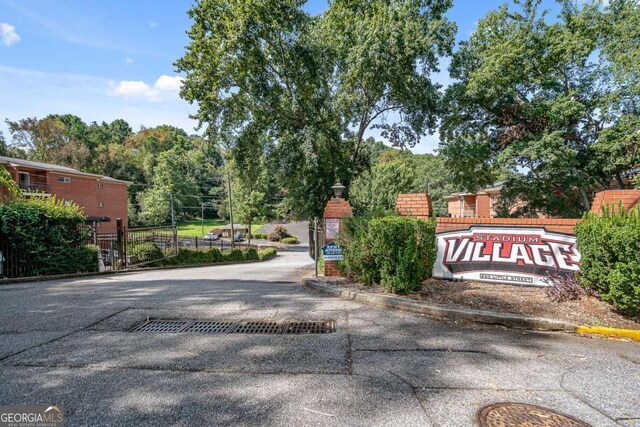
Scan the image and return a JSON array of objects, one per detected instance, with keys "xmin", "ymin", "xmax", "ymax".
[
  {"xmin": 433, "ymin": 226, "xmax": 580, "ymax": 286},
  {"xmin": 325, "ymin": 218, "xmax": 340, "ymax": 240}
]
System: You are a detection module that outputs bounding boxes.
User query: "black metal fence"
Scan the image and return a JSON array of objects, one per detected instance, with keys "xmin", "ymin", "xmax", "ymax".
[{"xmin": 0, "ymin": 215, "xmax": 271, "ymax": 279}]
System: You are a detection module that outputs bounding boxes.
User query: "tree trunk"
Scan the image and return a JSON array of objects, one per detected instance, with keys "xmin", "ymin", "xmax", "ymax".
[{"xmin": 578, "ymin": 186, "xmax": 591, "ymax": 213}]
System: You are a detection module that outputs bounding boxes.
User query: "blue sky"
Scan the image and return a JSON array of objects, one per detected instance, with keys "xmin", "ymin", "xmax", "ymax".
[{"xmin": 0, "ymin": 0, "xmax": 561, "ymax": 154}]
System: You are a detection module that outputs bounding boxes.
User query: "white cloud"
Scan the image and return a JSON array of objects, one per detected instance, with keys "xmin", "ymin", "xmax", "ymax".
[
  {"xmin": 107, "ymin": 75, "xmax": 184, "ymax": 101},
  {"xmin": 0, "ymin": 23, "xmax": 21, "ymax": 46},
  {"xmin": 0, "ymin": 65, "xmax": 199, "ymax": 139},
  {"xmin": 125, "ymin": 57, "xmax": 134, "ymax": 64},
  {"xmin": 154, "ymin": 75, "xmax": 183, "ymax": 92}
]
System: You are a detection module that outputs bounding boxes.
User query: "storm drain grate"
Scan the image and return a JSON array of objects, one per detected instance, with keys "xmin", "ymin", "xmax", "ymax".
[
  {"xmin": 130, "ymin": 320, "xmax": 192, "ymax": 333},
  {"xmin": 283, "ymin": 320, "xmax": 336, "ymax": 334},
  {"xmin": 184, "ymin": 321, "xmax": 236, "ymax": 334},
  {"xmin": 130, "ymin": 319, "xmax": 336, "ymax": 335},
  {"xmin": 231, "ymin": 321, "xmax": 283, "ymax": 334},
  {"xmin": 478, "ymin": 402, "xmax": 591, "ymax": 427}
]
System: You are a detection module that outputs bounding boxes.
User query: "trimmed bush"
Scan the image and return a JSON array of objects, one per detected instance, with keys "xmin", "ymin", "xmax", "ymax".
[
  {"xmin": 369, "ymin": 217, "xmax": 437, "ymax": 294},
  {"xmin": 280, "ymin": 236, "xmax": 299, "ymax": 244},
  {"xmin": 258, "ymin": 247, "xmax": 277, "ymax": 260},
  {"xmin": 341, "ymin": 216, "xmax": 436, "ymax": 294},
  {"xmin": 268, "ymin": 225, "xmax": 291, "ymax": 242},
  {"xmin": 223, "ymin": 249, "xmax": 245, "ymax": 262},
  {"xmin": 128, "ymin": 243, "xmax": 164, "ymax": 263},
  {"xmin": 243, "ymin": 248, "xmax": 259, "ymax": 261},
  {"xmin": 40, "ymin": 245, "xmax": 100, "ymax": 275},
  {"xmin": 252, "ymin": 233, "xmax": 268, "ymax": 240},
  {"xmin": 575, "ymin": 207, "xmax": 640, "ymax": 317},
  {"xmin": 0, "ymin": 196, "xmax": 97, "ymax": 277},
  {"xmin": 153, "ymin": 248, "xmax": 224, "ymax": 266}
]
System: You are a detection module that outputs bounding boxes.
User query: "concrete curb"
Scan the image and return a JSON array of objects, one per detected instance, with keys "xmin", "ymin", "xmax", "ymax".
[
  {"xmin": 576, "ymin": 325, "xmax": 640, "ymax": 342},
  {"xmin": 302, "ymin": 278, "xmax": 576, "ymax": 332},
  {"xmin": 0, "ymin": 256, "xmax": 277, "ymax": 286}
]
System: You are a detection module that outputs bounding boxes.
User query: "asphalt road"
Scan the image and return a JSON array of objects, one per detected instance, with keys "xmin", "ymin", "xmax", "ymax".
[{"xmin": 0, "ymin": 252, "xmax": 638, "ymax": 426}]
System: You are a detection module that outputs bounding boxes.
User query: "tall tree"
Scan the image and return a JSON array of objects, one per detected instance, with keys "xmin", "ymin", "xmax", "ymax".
[
  {"xmin": 176, "ymin": 0, "xmax": 455, "ymax": 217},
  {"xmin": 440, "ymin": 0, "xmax": 640, "ymax": 218}
]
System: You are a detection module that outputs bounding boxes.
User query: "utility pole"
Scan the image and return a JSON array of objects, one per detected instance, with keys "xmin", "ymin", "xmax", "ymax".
[
  {"xmin": 201, "ymin": 201, "xmax": 205, "ymax": 236},
  {"xmin": 227, "ymin": 172, "xmax": 235, "ymax": 249},
  {"xmin": 170, "ymin": 194, "xmax": 177, "ymax": 255}
]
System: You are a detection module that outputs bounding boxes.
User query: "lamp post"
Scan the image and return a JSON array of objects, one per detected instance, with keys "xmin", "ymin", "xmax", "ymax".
[{"xmin": 331, "ymin": 182, "xmax": 346, "ymax": 199}]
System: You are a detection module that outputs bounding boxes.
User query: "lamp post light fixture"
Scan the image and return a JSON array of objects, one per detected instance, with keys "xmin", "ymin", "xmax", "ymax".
[{"xmin": 331, "ymin": 182, "xmax": 346, "ymax": 199}]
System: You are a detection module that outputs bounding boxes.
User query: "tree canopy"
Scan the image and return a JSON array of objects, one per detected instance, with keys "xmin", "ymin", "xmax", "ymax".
[
  {"xmin": 176, "ymin": 0, "xmax": 456, "ymax": 217},
  {"xmin": 439, "ymin": 0, "xmax": 640, "ymax": 218}
]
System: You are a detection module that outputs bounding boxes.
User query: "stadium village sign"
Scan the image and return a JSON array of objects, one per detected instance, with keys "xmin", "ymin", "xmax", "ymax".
[{"xmin": 432, "ymin": 226, "xmax": 581, "ymax": 286}]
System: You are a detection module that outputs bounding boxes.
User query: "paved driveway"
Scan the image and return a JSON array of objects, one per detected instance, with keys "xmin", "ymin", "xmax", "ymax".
[{"xmin": 0, "ymin": 252, "xmax": 638, "ymax": 426}]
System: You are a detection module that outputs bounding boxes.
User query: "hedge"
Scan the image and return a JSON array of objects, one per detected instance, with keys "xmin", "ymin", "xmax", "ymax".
[
  {"xmin": 243, "ymin": 248, "xmax": 259, "ymax": 261},
  {"xmin": 341, "ymin": 216, "xmax": 437, "ymax": 294},
  {"xmin": 280, "ymin": 237, "xmax": 299, "ymax": 244},
  {"xmin": 575, "ymin": 207, "xmax": 640, "ymax": 317},
  {"xmin": 128, "ymin": 243, "xmax": 164, "ymax": 264},
  {"xmin": 0, "ymin": 196, "xmax": 99, "ymax": 277},
  {"xmin": 258, "ymin": 247, "xmax": 277, "ymax": 260},
  {"xmin": 223, "ymin": 249, "xmax": 245, "ymax": 262}
]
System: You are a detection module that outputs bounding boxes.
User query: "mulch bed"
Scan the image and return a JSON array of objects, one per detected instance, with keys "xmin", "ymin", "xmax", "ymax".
[{"xmin": 341, "ymin": 278, "xmax": 640, "ymax": 330}]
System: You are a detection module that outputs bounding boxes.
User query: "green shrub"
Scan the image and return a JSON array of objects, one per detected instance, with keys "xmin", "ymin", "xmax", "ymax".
[
  {"xmin": 39, "ymin": 245, "xmax": 100, "ymax": 275},
  {"xmin": 252, "ymin": 233, "xmax": 268, "ymax": 240},
  {"xmin": 128, "ymin": 243, "xmax": 164, "ymax": 263},
  {"xmin": 575, "ymin": 207, "xmax": 640, "ymax": 317},
  {"xmin": 280, "ymin": 236, "xmax": 299, "ymax": 244},
  {"xmin": 0, "ymin": 196, "xmax": 95, "ymax": 277},
  {"xmin": 368, "ymin": 216, "xmax": 436, "ymax": 294},
  {"xmin": 268, "ymin": 225, "xmax": 290, "ymax": 241},
  {"xmin": 243, "ymin": 248, "xmax": 259, "ymax": 261},
  {"xmin": 155, "ymin": 247, "xmax": 224, "ymax": 266},
  {"xmin": 223, "ymin": 249, "xmax": 245, "ymax": 261},
  {"xmin": 340, "ymin": 227, "xmax": 378, "ymax": 285},
  {"xmin": 258, "ymin": 247, "xmax": 277, "ymax": 260}
]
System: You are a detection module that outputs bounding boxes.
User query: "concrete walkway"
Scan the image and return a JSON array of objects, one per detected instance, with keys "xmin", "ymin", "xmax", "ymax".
[{"xmin": 0, "ymin": 252, "xmax": 638, "ymax": 426}]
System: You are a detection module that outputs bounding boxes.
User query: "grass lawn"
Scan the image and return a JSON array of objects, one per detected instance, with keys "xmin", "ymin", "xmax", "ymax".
[{"xmin": 177, "ymin": 219, "xmax": 264, "ymax": 237}]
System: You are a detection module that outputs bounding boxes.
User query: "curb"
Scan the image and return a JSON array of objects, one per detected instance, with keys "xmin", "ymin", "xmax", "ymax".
[
  {"xmin": 0, "ymin": 256, "xmax": 277, "ymax": 286},
  {"xmin": 302, "ymin": 278, "xmax": 576, "ymax": 332},
  {"xmin": 575, "ymin": 325, "xmax": 640, "ymax": 342}
]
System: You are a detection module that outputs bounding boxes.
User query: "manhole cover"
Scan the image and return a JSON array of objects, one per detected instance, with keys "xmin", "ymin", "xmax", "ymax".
[
  {"xmin": 130, "ymin": 320, "xmax": 192, "ymax": 333},
  {"xmin": 184, "ymin": 321, "xmax": 236, "ymax": 334},
  {"xmin": 478, "ymin": 403, "xmax": 591, "ymax": 427},
  {"xmin": 231, "ymin": 321, "xmax": 283, "ymax": 334},
  {"xmin": 284, "ymin": 320, "xmax": 336, "ymax": 334}
]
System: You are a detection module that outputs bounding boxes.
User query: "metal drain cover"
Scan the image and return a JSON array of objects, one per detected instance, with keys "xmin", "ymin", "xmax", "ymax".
[
  {"xmin": 130, "ymin": 319, "xmax": 336, "ymax": 335},
  {"xmin": 184, "ymin": 321, "xmax": 236, "ymax": 334},
  {"xmin": 478, "ymin": 403, "xmax": 591, "ymax": 427},
  {"xmin": 284, "ymin": 320, "xmax": 336, "ymax": 334},
  {"xmin": 130, "ymin": 320, "xmax": 192, "ymax": 333}
]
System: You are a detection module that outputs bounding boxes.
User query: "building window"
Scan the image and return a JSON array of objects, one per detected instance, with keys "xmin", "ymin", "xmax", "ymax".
[
  {"xmin": 58, "ymin": 176, "xmax": 72, "ymax": 183},
  {"xmin": 97, "ymin": 182, "xmax": 103, "ymax": 189},
  {"xmin": 98, "ymin": 202, "xmax": 104, "ymax": 208},
  {"xmin": 18, "ymin": 172, "xmax": 30, "ymax": 188}
]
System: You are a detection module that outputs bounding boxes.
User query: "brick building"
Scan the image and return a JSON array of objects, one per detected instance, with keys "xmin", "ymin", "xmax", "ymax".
[
  {"xmin": 0, "ymin": 156, "xmax": 130, "ymax": 233},
  {"xmin": 446, "ymin": 170, "xmax": 639, "ymax": 218}
]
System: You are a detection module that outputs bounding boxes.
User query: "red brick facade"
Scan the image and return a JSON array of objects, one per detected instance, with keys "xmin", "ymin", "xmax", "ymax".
[
  {"xmin": 435, "ymin": 217, "xmax": 580, "ymax": 234},
  {"xmin": 590, "ymin": 189, "xmax": 640, "ymax": 215},
  {"xmin": 395, "ymin": 193, "xmax": 433, "ymax": 219},
  {"xmin": 323, "ymin": 197, "xmax": 353, "ymax": 277},
  {"xmin": 397, "ymin": 190, "xmax": 640, "ymax": 235},
  {"xmin": 2, "ymin": 159, "xmax": 129, "ymax": 234}
]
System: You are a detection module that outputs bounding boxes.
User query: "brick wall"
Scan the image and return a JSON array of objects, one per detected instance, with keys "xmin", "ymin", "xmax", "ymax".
[
  {"xmin": 590, "ymin": 189, "xmax": 640, "ymax": 215},
  {"xmin": 396, "ymin": 190, "xmax": 640, "ymax": 236},
  {"xmin": 435, "ymin": 217, "xmax": 580, "ymax": 234},
  {"xmin": 395, "ymin": 193, "xmax": 433, "ymax": 219},
  {"xmin": 476, "ymin": 193, "xmax": 491, "ymax": 218}
]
